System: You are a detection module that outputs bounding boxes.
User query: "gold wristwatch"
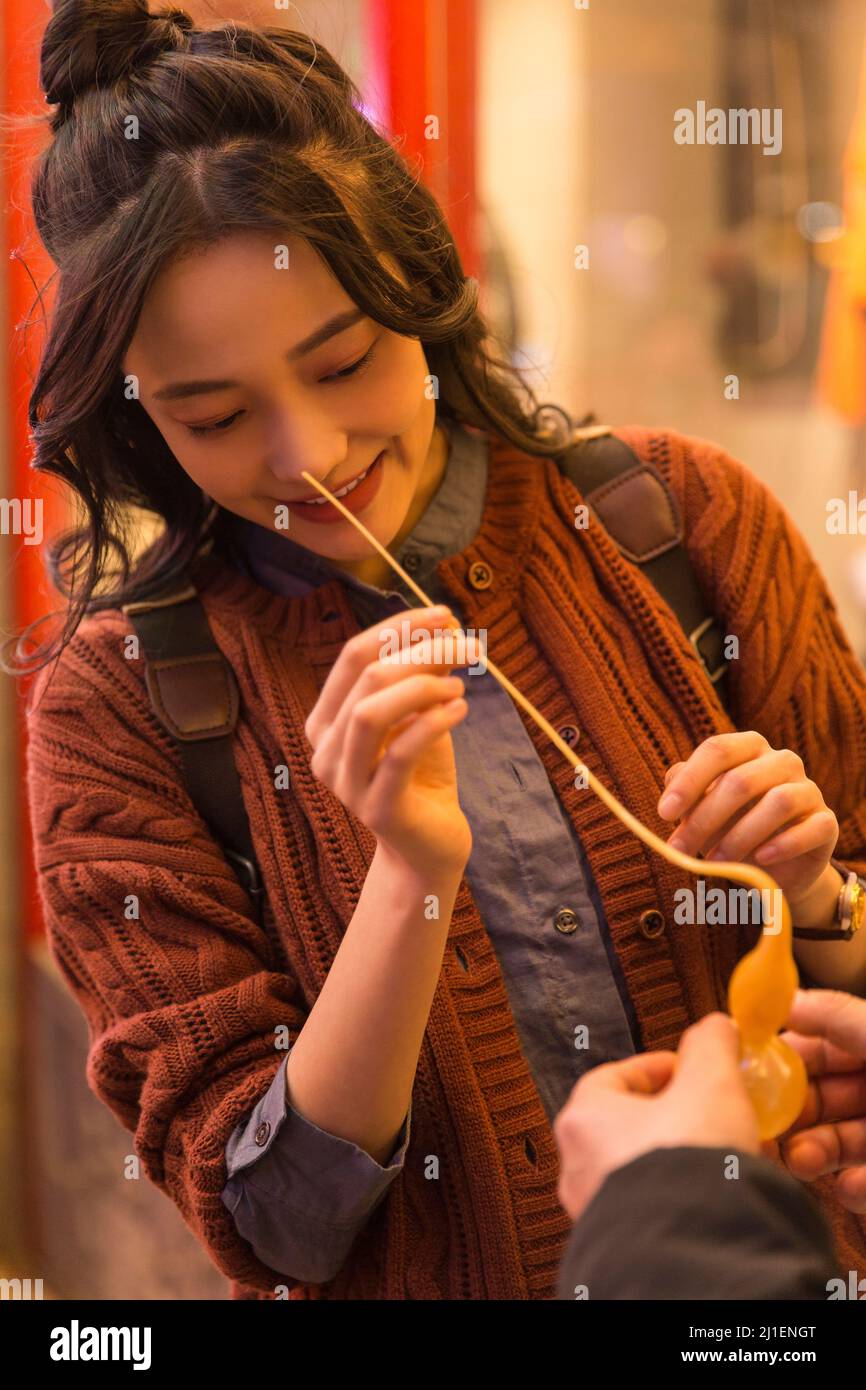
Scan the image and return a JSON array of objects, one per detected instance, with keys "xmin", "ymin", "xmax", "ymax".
[{"xmin": 793, "ymin": 866, "xmax": 866, "ymax": 941}]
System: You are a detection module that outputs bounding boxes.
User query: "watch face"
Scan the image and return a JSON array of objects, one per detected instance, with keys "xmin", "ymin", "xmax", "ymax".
[{"xmin": 851, "ymin": 882, "xmax": 866, "ymax": 933}]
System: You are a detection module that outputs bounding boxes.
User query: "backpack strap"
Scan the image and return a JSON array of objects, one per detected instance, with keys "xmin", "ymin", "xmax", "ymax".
[
  {"xmin": 558, "ymin": 427, "xmax": 730, "ymax": 704},
  {"xmin": 121, "ymin": 584, "xmax": 265, "ymax": 918}
]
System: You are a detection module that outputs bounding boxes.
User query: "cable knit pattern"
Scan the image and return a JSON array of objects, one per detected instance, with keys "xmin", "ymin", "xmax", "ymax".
[{"xmin": 25, "ymin": 424, "xmax": 866, "ymax": 1299}]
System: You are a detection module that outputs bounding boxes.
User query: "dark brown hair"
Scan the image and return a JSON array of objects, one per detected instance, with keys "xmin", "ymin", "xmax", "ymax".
[{"xmin": 4, "ymin": 0, "xmax": 582, "ymax": 677}]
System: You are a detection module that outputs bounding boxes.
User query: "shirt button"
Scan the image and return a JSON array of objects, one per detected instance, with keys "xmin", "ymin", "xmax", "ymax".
[
  {"xmin": 638, "ymin": 909, "xmax": 666, "ymax": 940},
  {"xmin": 254, "ymin": 1121, "xmax": 271, "ymax": 1146},
  {"xmin": 467, "ymin": 561, "xmax": 493, "ymax": 590},
  {"xmin": 557, "ymin": 724, "xmax": 581, "ymax": 747},
  {"xmin": 553, "ymin": 906, "xmax": 579, "ymax": 934},
  {"xmin": 403, "ymin": 553, "xmax": 421, "ymax": 572}
]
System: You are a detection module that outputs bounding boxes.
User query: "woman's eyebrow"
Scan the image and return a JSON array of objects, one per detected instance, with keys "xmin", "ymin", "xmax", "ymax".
[{"xmin": 152, "ymin": 307, "xmax": 368, "ymax": 401}]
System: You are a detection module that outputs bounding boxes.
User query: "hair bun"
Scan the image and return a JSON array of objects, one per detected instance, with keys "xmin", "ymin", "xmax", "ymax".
[
  {"xmin": 160, "ymin": 8, "xmax": 194, "ymax": 34},
  {"xmin": 41, "ymin": 0, "xmax": 195, "ymax": 111}
]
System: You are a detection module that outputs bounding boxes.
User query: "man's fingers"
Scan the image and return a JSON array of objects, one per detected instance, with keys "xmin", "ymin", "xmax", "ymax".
[
  {"xmin": 779, "ymin": 1029, "xmax": 863, "ymax": 1077},
  {"xmin": 577, "ymin": 1050, "xmax": 677, "ymax": 1097},
  {"xmin": 781, "ymin": 1118, "xmax": 866, "ymax": 1180},
  {"xmin": 835, "ymin": 1165, "xmax": 866, "ymax": 1214},
  {"xmin": 787, "ymin": 989, "xmax": 866, "ymax": 1061},
  {"xmin": 579, "ymin": 1014, "xmax": 741, "ymax": 1100},
  {"xmin": 778, "ymin": 1070, "xmax": 866, "ymax": 1138},
  {"xmin": 782, "ymin": 1130, "xmax": 830, "ymax": 1179}
]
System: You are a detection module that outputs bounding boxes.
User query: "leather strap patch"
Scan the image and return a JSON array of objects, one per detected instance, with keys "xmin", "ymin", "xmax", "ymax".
[
  {"xmin": 144, "ymin": 652, "xmax": 239, "ymax": 742},
  {"xmin": 586, "ymin": 464, "xmax": 682, "ymax": 564}
]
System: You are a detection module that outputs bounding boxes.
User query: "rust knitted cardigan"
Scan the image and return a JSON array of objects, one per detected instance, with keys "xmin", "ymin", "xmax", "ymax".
[{"xmin": 25, "ymin": 424, "xmax": 866, "ymax": 1300}]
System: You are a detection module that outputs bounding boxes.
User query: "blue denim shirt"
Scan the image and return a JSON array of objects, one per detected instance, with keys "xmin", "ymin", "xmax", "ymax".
[{"xmin": 219, "ymin": 418, "xmax": 639, "ymax": 1283}]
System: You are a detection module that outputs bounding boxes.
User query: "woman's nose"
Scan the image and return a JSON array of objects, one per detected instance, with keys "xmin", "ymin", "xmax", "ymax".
[{"xmin": 264, "ymin": 408, "xmax": 349, "ymax": 486}]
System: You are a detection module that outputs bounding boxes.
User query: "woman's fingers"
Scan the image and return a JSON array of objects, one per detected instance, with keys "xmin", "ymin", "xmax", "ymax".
[
  {"xmin": 705, "ymin": 785, "xmax": 827, "ymax": 863},
  {"xmin": 308, "ymin": 608, "xmax": 482, "ymax": 804},
  {"xmin": 658, "ymin": 730, "xmax": 771, "ymax": 823},
  {"xmin": 305, "ymin": 605, "xmax": 454, "ymax": 746},
  {"xmin": 367, "ymin": 697, "xmax": 469, "ymax": 811},
  {"xmin": 314, "ymin": 672, "xmax": 465, "ymax": 803},
  {"xmin": 666, "ymin": 748, "xmax": 808, "ymax": 857}
]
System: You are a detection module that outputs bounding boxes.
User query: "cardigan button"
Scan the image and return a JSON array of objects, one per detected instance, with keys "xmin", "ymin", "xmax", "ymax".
[
  {"xmin": 557, "ymin": 724, "xmax": 581, "ymax": 748},
  {"xmin": 467, "ymin": 560, "xmax": 493, "ymax": 590},
  {"xmin": 553, "ymin": 906, "xmax": 579, "ymax": 935},
  {"xmin": 254, "ymin": 1121, "xmax": 271, "ymax": 1147},
  {"xmin": 638, "ymin": 909, "xmax": 666, "ymax": 940}
]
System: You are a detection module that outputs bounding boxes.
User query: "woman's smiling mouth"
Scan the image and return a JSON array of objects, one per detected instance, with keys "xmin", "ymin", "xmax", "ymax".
[{"xmin": 273, "ymin": 449, "xmax": 387, "ymax": 525}]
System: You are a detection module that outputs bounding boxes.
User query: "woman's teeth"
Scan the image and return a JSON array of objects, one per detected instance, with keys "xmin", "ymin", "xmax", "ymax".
[{"xmin": 300, "ymin": 464, "xmax": 371, "ymax": 505}]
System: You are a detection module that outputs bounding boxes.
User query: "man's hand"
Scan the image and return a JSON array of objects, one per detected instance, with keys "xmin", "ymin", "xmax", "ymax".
[
  {"xmin": 554, "ymin": 1013, "xmax": 759, "ymax": 1223},
  {"xmin": 777, "ymin": 989, "xmax": 866, "ymax": 1213}
]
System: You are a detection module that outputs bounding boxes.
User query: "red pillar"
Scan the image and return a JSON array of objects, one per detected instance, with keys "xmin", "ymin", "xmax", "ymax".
[
  {"xmin": 2, "ymin": 4, "xmax": 67, "ymax": 940},
  {"xmin": 365, "ymin": 0, "xmax": 482, "ymax": 282}
]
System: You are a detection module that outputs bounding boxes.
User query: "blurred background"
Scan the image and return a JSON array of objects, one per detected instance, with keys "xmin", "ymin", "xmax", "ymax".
[{"xmin": 2, "ymin": 0, "xmax": 866, "ymax": 1298}]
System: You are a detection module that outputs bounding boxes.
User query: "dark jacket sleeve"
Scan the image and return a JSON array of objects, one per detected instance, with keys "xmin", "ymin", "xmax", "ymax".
[{"xmin": 556, "ymin": 1145, "xmax": 838, "ymax": 1300}]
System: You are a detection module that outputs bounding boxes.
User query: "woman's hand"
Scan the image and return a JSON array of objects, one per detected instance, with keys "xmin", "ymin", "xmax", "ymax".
[
  {"xmin": 554, "ymin": 1014, "xmax": 760, "ymax": 1223},
  {"xmin": 305, "ymin": 604, "xmax": 478, "ymax": 877},
  {"xmin": 657, "ymin": 730, "xmax": 839, "ymax": 914}
]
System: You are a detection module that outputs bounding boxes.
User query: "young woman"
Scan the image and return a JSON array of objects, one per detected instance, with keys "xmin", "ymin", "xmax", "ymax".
[{"xmin": 14, "ymin": 1, "xmax": 866, "ymax": 1300}]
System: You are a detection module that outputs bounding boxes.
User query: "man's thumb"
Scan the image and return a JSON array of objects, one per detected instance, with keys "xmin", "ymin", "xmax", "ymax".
[{"xmin": 674, "ymin": 1012, "xmax": 741, "ymax": 1087}]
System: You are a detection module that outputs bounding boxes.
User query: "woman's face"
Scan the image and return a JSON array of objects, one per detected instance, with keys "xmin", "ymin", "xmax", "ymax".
[{"xmin": 122, "ymin": 230, "xmax": 446, "ymax": 571}]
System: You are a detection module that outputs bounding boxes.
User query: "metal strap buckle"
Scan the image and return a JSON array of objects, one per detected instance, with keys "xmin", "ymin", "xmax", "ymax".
[
  {"xmin": 225, "ymin": 850, "xmax": 263, "ymax": 899},
  {"xmin": 689, "ymin": 616, "xmax": 728, "ymax": 685}
]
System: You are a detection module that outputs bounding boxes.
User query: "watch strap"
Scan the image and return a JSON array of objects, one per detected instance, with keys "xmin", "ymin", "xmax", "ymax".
[{"xmin": 792, "ymin": 864, "xmax": 865, "ymax": 941}]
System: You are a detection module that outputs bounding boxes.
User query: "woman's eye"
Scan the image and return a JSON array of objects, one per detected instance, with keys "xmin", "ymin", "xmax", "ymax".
[
  {"xmin": 321, "ymin": 343, "xmax": 376, "ymax": 384},
  {"xmin": 184, "ymin": 344, "xmax": 377, "ymax": 437},
  {"xmin": 187, "ymin": 411, "xmax": 243, "ymax": 438}
]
